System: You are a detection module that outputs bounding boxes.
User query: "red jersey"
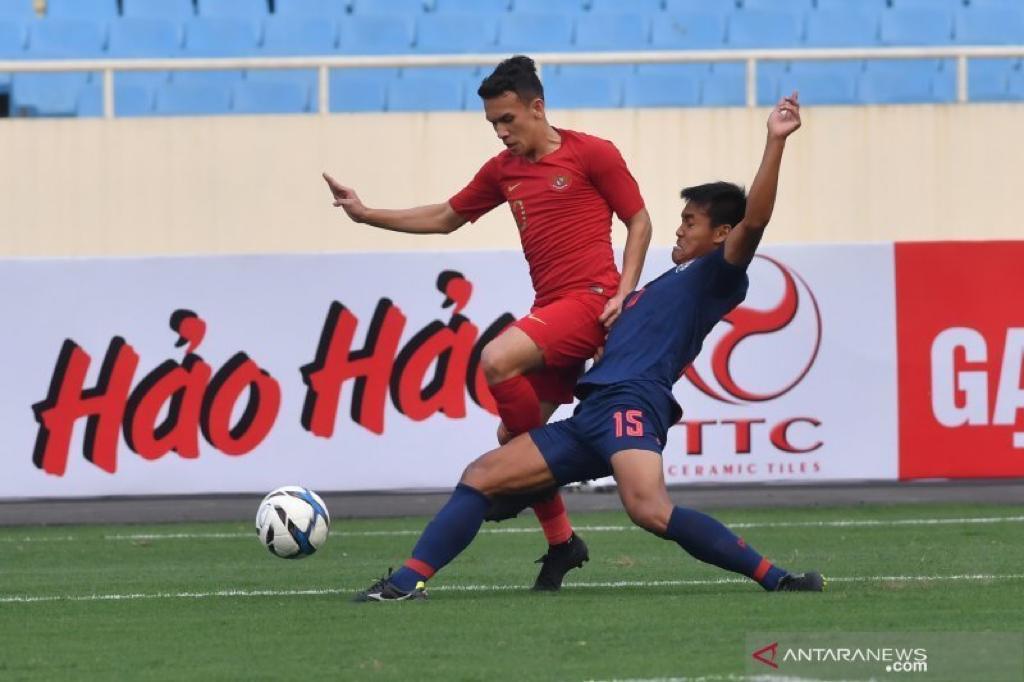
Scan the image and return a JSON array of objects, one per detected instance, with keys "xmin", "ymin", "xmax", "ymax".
[{"xmin": 448, "ymin": 129, "xmax": 645, "ymax": 307}]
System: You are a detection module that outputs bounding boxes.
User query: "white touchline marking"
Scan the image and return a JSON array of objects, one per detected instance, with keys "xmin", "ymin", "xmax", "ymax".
[
  {"xmin": 0, "ymin": 515, "xmax": 1022, "ymax": 544},
  {"xmin": 1, "ymin": 573, "xmax": 1022, "ymax": 605}
]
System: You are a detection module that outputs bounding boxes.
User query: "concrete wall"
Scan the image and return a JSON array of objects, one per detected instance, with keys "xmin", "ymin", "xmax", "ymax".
[{"xmin": 0, "ymin": 103, "xmax": 1020, "ymax": 258}]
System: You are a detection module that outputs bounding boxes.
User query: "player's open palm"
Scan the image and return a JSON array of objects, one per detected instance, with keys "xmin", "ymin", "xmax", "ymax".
[
  {"xmin": 322, "ymin": 172, "xmax": 368, "ymax": 222},
  {"xmin": 768, "ymin": 91, "xmax": 801, "ymax": 140}
]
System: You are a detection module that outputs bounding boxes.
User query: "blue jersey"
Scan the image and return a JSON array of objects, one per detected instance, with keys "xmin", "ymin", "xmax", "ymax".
[{"xmin": 576, "ymin": 247, "xmax": 749, "ymax": 419}]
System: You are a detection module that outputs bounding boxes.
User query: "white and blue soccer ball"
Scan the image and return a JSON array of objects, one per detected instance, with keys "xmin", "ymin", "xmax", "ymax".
[{"xmin": 255, "ymin": 486, "xmax": 330, "ymax": 559}]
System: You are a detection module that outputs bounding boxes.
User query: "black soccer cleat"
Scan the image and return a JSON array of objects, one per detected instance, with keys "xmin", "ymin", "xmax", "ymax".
[
  {"xmin": 776, "ymin": 571, "xmax": 825, "ymax": 592},
  {"xmin": 532, "ymin": 532, "xmax": 589, "ymax": 591},
  {"xmin": 352, "ymin": 569, "xmax": 428, "ymax": 603}
]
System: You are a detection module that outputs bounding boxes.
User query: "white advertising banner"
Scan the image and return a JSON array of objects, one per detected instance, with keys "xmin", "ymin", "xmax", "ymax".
[
  {"xmin": 662, "ymin": 244, "xmax": 899, "ymax": 484},
  {"xmin": 0, "ymin": 244, "xmax": 899, "ymax": 499}
]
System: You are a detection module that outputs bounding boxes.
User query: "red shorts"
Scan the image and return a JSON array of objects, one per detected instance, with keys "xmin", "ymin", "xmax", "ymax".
[{"xmin": 511, "ymin": 292, "xmax": 609, "ymax": 405}]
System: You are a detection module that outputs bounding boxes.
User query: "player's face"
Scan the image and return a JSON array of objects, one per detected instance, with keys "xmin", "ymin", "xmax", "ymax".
[
  {"xmin": 673, "ymin": 202, "xmax": 730, "ymax": 264},
  {"xmin": 483, "ymin": 91, "xmax": 543, "ymax": 157}
]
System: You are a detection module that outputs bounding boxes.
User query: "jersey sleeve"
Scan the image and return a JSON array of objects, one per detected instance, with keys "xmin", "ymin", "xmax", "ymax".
[
  {"xmin": 585, "ymin": 138, "xmax": 646, "ymax": 222},
  {"xmin": 448, "ymin": 156, "xmax": 505, "ymax": 223},
  {"xmin": 706, "ymin": 247, "xmax": 749, "ymax": 300}
]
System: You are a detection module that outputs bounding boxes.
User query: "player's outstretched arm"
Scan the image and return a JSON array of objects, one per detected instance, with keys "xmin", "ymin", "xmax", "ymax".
[
  {"xmin": 322, "ymin": 172, "xmax": 468, "ymax": 235},
  {"xmin": 723, "ymin": 92, "xmax": 801, "ymax": 267}
]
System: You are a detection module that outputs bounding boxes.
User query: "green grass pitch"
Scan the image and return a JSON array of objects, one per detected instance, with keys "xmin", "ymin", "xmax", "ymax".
[{"xmin": 1, "ymin": 502, "xmax": 1022, "ymax": 681}]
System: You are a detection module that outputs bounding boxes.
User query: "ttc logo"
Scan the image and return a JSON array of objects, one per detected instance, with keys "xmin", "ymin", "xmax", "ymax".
[{"xmin": 679, "ymin": 255, "xmax": 824, "ymax": 456}]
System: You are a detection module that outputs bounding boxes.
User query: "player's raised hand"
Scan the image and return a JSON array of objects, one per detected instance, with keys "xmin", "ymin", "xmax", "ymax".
[
  {"xmin": 322, "ymin": 172, "xmax": 368, "ymax": 223},
  {"xmin": 768, "ymin": 91, "xmax": 801, "ymax": 140}
]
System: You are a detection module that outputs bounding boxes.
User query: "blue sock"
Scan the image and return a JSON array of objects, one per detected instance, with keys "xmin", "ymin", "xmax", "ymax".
[
  {"xmin": 389, "ymin": 483, "xmax": 491, "ymax": 592},
  {"xmin": 664, "ymin": 506, "xmax": 788, "ymax": 591}
]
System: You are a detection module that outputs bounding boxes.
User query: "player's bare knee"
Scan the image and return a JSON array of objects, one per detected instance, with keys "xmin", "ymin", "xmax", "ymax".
[
  {"xmin": 623, "ymin": 498, "xmax": 670, "ymax": 535},
  {"xmin": 460, "ymin": 456, "xmax": 498, "ymax": 495},
  {"xmin": 480, "ymin": 342, "xmax": 518, "ymax": 384}
]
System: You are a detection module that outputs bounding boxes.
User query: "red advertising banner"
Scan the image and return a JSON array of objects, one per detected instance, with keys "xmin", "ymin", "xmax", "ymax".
[{"xmin": 896, "ymin": 241, "xmax": 1024, "ymax": 479}]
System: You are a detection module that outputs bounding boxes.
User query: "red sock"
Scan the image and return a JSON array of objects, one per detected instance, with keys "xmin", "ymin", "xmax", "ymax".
[
  {"xmin": 488, "ymin": 375, "xmax": 542, "ymax": 436},
  {"xmin": 532, "ymin": 492, "xmax": 574, "ymax": 546}
]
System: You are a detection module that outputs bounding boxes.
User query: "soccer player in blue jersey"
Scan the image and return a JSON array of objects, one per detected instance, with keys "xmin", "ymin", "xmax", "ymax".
[{"xmin": 354, "ymin": 93, "xmax": 824, "ymax": 601}]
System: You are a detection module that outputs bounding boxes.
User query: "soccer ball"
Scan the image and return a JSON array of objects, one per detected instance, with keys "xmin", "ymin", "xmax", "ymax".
[{"xmin": 255, "ymin": 486, "xmax": 330, "ymax": 559}]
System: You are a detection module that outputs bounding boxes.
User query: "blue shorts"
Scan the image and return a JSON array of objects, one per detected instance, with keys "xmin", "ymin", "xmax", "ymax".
[{"xmin": 530, "ymin": 384, "xmax": 673, "ymax": 486}]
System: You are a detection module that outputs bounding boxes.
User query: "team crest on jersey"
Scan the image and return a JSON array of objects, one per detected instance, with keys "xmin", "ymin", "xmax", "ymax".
[{"xmin": 550, "ymin": 174, "xmax": 572, "ymax": 191}]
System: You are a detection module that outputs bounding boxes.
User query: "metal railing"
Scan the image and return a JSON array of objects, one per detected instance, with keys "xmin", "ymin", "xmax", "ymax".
[{"xmin": 2, "ymin": 45, "xmax": 1023, "ymax": 118}]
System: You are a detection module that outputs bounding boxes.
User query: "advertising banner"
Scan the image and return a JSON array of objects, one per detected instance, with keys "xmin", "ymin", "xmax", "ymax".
[
  {"xmin": 2, "ymin": 240, "xmax": 1018, "ymax": 499},
  {"xmin": 895, "ymin": 241, "xmax": 1024, "ymax": 479}
]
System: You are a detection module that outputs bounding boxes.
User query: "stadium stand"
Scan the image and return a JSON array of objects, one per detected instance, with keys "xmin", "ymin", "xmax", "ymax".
[
  {"xmin": 5, "ymin": 0, "xmax": 1024, "ymax": 116},
  {"xmin": 121, "ymin": 0, "xmax": 195, "ymax": 20},
  {"xmin": 106, "ymin": 17, "xmax": 181, "ymax": 88}
]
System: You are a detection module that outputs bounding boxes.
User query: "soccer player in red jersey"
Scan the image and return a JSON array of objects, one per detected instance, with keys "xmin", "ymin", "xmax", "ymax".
[{"xmin": 323, "ymin": 56, "xmax": 652, "ymax": 590}]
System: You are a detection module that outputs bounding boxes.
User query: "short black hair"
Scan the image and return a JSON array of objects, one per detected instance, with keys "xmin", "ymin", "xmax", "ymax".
[
  {"xmin": 680, "ymin": 182, "xmax": 746, "ymax": 229},
  {"xmin": 478, "ymin": 55, "xmax": 544, "ymax": 102}
]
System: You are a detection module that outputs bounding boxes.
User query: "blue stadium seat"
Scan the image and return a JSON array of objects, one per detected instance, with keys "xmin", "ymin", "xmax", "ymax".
[
  {"xmin": 46, "ymin": 0, "xmax": 118, "ymax": 20},
  {"xmin": 955, "ymin": 8, "xmax": 1024, "ymax": 45},
  {"xmin": 714, "ymin": 60, "xmax": 788, "ymax": 105},
  {"xmin": 664, "ymin": 0, "xmax": 736, "ymax": 12},
  {"xmin": 253, "ymin": 16, "xmax": 336, "ymax": 92},
  {"xmin": 387, "ymin": 73, "xmax": 463, "ymax": 111},
  {"xmin": 589, "ymin": 0, "xmax": 661, "ymax": 14},
  {"xmin": 179, "ymin": 17, "xmax": 258, "ymax": 87},
  {"xmin": 967, "ymin": 58, "xmax": 1018, "ymax": 101},
  {"xmin": 889, "ymin": 0, "xmax": 964, "ymax": 11},
  {"xmin": 107, "ymin": 18, "xmax": 182, "ymax": 88},
  {"xmin": 263, "ymin": 15, "xmax": 336, "ymax": 53},
  {"xmin": 497, "ymin": 13, "xmax": 573, "ymax": 52},
  {"xmin": 857, "ymin": 69, "xmax": 941, "ymax": 104},
  {"xmin": 727, "ymin": 9, "xmax": 803, "ymax": 48},
  {"xmin": 634, "ymin": 62, "xmax": 712, "ymax": 79},
  {"xmin": 338, "ymin": 15, "xmax": 414, "ymax": 54},
  {"xmin": 777, "ymin": 70, "xmax": 857, "ymax": 105},
  {"xmin": 559, "ymin": 64, "xmax": 636, "ymax": 80},
  {"xmin": 972, "ymin": 0, "xmax": 1023, "ymax": 8},
  {"xmin": 652, "ymin": 11, "xmax": 727, "ymax": 49},
  {"xmin": 273, "ymin": 0, "xmax": 349, "ymax": 16},
  {"xmin": 700, "ymin": 68, "xmax": 744, "ymax": 106},
  {"xmin": 513, "ymin": 0, "xmax": 585, "ymax": 13},
  {"xmin": 232, "ymin": 79, "xmax": 309, "ymax": 113},
  {"xmin": 805, "ymin": 8, "xmax": 878, "ymax": 47},
  {"xmin": 573, "ymin": 14, "xmax": 651, "ymax": 51},
  {"xmin": 623, "ymin": 71, "xmax": 700, "ymax": 107},
  {"xmin": 24, "ymin": 18, "xmax": 105, "ymax": 101},
  {"xmin": 789, "ymin": 59, "xmax": 864, "ymax": 80},
  {"xmin": 880, "ymin": 8, "xmax": 953, "ymax": 45},
  {"xmin": 197, "ymin": 0, "xmax": 270, "ymax": 20},
  {"xmin": 76, "ymin": 82, "xmax": 157, "ymax": 116},
  {"xmin": 434, "ymin": 0, "xmax": 509, "ymax": 13},
  {"xmin": 403, "ymin": 65, "xmax": 478, "ymax": 83},
  {"xmin": 0, "ymin": 20, "xmax": 25, "ymax": 95},
  {"xmin": 815, "ymin": 0, "xmax": 887, "ymax": 10},
  {"xmin": 10, "ymin": 72, "xmax": 81, "ymax": 115},
  {"xmin": 0, "ymin": 0, "xmax": 35, "ymax": 19},
  {"xmin": 865, "ymin": 58, "xmax": 944, "ymax": 81},
  {"xmin": 415, "ymin": 14, "xmax": 498, "ymax": 53},
  {"xmin": 122, "ymin": 0, "xmax": 195, "ymax": 20},
  {"xmin": 154, "ymin": 82, "xmax": 232, "ymax": 114},
  {"xmin": 349, "ymin": 0, "xmax": 428, "ymax": 15},
  {"xmin": 329, "ymin": 71, "xmax": 388, "ymax": 111},
  {"xmin": 28, "ymin": 18, "xmax": 107, "ymax": 56},
  {"xmin": 543, "ymin": 72, "xmax": 622, "ymax": 108},
  {"xmin": 741, "ymin": 0, "xmax": 812, "ymax": 12}
]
